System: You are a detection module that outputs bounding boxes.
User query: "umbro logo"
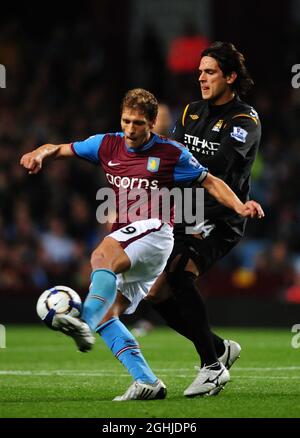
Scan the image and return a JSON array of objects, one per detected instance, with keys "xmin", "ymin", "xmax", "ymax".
[
  {"xmin": 189, "ymin": 114, "xmax": 199, "ymax": 120},
  {"xmin": 108, "ymin": 161, "xmax": 121, "ymax": 167}
]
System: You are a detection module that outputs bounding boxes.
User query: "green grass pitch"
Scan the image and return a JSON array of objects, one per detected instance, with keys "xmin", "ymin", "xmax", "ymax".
[{"xmin": 0, "ymin": 325, "xmax": 299, "ymax": 418}]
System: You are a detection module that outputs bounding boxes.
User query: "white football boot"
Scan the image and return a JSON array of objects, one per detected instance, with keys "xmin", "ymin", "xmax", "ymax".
[
  {"xmin": 184, "ymin": 362, "xmax": 230, "ymax": 397},
  {"xmin": 52, "ymin": 314, "xmax": 95, "ymax": 352},
  {"xmin": 205, "ymin": 339, "xmax": 241, "ymax": 396},
  {"xmin": 218, "ymin": 339, "xmax": 241, "ymax": 369},
  {"xmin": 113, "ymin": 379, "xmax": 167, "ymax": 401}
]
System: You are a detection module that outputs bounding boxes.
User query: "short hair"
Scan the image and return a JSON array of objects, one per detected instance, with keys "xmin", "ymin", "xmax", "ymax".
[
  {"xmin": 201, "ymin": 41, "xmax": 254, "ymax": 95},
  {"xmin": 121, "ymin": 88, "xmax": 158, "ymax": 121}
]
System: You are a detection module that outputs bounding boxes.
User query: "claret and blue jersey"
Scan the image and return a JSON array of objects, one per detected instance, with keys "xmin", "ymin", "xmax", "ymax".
[{"xmin": 71, "ymin": 132, "xmax": 207, "ymax": 229}]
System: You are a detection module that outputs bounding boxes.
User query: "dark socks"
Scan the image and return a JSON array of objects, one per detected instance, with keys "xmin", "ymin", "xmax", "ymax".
[
  {"xmin": 211, "ymin": 332, "xmax": 226, "ymax": 357},
  {"xmin": 152, "ymin": 274, "xmax": 225, "ymax": 365},
  {"xmin": 153, "ymin": 296, "xmax": 195, "ymax": 341}
]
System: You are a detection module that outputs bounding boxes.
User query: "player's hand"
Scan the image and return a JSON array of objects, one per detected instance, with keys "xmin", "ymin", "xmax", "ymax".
[
  {"xmin": 240, "ymin": 200, "xmax": 265, "ymax": 219},
  {"xmin": 20, "ymin": 151, "xmax": 44, "ymax": 174}
]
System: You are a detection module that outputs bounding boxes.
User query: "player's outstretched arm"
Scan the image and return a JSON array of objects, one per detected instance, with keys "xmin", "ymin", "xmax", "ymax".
[
  {"xmin": 201, "ymin": 173, "xmax": 264, "ymax": 219},
  {"xmin": 20, "ymin": 143, "xmax": 73, "ymax": 174}
]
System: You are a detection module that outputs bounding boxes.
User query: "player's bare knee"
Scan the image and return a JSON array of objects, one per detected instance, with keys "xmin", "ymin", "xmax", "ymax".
[{"xmin": 90, "ymin": 249, "xmax": 110, "ymax": 270}]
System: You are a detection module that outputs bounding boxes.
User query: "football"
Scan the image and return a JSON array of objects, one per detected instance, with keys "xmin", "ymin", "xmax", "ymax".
[{"xmin": 36, "ymin": 285, "xmax": 82, "ymax": 328}]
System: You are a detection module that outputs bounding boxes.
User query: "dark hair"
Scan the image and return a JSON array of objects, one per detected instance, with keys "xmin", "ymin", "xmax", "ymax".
[
  {"xmin": 201, "ymin": 41, "xmax": 254, "ymax": 95},
  {"xmin": 121, "ymin": 88, "xmax": 158, "ymax": 121}
]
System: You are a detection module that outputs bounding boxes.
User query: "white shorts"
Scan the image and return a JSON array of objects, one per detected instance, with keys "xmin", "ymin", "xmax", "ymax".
[{"xmin": 107, "ymin": 218, "xmax": 174, "ymax": 314}]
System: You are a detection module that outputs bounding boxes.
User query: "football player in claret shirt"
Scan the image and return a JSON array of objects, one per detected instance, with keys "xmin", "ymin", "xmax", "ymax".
[{"xmin": 20, "ymin": 88, "xmax": 263, "ymax": 400}]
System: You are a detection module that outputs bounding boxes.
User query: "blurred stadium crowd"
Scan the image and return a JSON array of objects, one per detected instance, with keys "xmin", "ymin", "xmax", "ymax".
[{"xmin": 1, "ymin": 7, "xmax": 300, "ymax": 304}]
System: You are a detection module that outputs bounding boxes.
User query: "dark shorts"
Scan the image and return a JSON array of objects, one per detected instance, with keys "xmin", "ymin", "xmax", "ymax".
[{"xmin": 165, "ymin": 222, "xmax": 242, "ymax": 274}]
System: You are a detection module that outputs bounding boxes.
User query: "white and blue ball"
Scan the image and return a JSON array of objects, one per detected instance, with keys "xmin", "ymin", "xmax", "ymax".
[{"xmin": 36, "ymin": 285, "xmax": 82, "ymax": 328}]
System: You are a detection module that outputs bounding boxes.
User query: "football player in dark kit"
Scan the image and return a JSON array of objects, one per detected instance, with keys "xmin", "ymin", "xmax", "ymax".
[{"xmin": 146, "ymin": 41, "xmax": 262, "ymax": 397}]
